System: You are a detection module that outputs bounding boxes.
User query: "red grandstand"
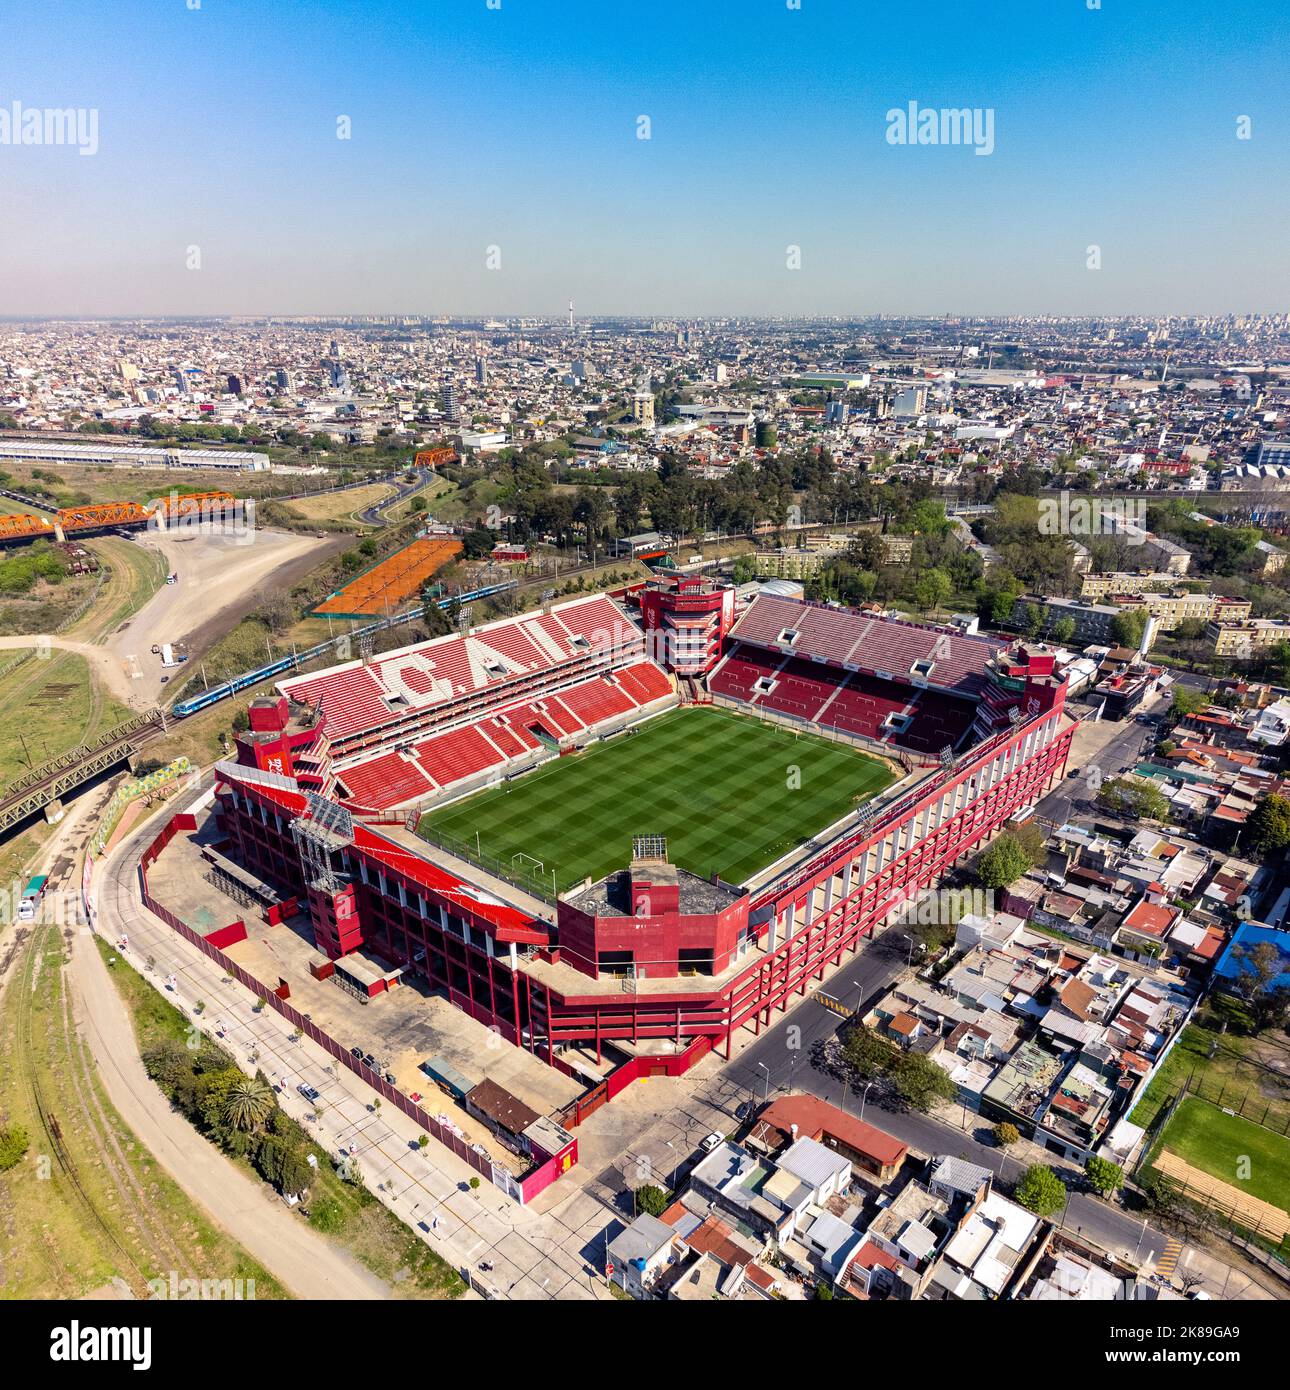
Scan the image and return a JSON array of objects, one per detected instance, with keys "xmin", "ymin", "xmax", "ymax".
[
  {"xmin": 243, "ymin": 593, "xmax": 676, "ymax": 813},
  {"xmin": 711, "ymin": 594, "xmax": 1007, "ymax": 758}
]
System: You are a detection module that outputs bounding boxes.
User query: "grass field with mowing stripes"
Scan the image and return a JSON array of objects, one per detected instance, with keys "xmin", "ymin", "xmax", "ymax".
[
  {"xmin": 1156, "ymin": 1096, "xmax": 1290, "ymax": 1215},
  {"xmin": 419, "ymin": 705, "xmax": 895, "ymax": 890}
]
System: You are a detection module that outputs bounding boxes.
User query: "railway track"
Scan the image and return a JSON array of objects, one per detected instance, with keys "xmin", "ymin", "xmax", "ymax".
[{"xmin": 0, "ymin": 712, "xmax": 165, "ymax": 836}]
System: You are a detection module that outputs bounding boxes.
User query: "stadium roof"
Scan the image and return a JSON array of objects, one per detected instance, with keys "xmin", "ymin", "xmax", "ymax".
[
  {"xmin": 729, "ymin": 594, "xmax": 1005, "ymax": 699},
  {"xmin": 215, "ymin": 773, "xmax": 548, "ymax": 943},
  {"xmin": 279, "ymin": 592, "xmax": 639, "ymax": 740}
]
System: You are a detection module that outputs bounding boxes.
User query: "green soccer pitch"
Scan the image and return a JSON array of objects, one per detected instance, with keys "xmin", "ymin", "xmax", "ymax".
[{"xmin": 417, "ymin": 705, "xmax": 897, "ymax": 891}]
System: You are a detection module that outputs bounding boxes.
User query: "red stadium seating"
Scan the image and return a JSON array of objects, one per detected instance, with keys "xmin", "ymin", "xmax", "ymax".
[
  {"xmin": 710, "ymin": 641, "xmax": 976, "ymax": 757},
  {"xmin": 334, "ymin": 656, "xmax": 677, "ymax": 811}
]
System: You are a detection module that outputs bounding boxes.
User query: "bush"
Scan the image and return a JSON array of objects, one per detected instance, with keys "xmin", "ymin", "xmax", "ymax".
[
  {"xmin": 0, "ymin": 1123, "xmax": 30, "ymax": 1170},
  {"xmin": 993, "ymin": 1122, "xmax": 1020, "ymax": 1148}
]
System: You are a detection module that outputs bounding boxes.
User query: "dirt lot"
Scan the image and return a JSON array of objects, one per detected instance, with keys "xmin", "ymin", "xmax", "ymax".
[{"xmin": 100, "ymin": 527, "xmax": 340, "ymax": 706}]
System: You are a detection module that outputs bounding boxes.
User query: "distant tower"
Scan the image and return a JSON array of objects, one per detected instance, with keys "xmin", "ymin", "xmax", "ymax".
[
  {"xmin": 568, "ymin": 299, "xmax": 575, "ymax": 330},
  {"xmin": 631, "ymin": 389, "xmax": 655, "ymax": 428},
  {"xmin": 475, "ymin": 355, "xmax": 488, "ymax": 386}
]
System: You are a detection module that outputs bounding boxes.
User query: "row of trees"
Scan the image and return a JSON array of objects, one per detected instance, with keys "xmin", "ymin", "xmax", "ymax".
[
  {"xmin": 143, "ymin": 1038, "xmax": 315, "ymax": 1199},
  {"xmin": 840, "ymin": 1024, "xmax": 958, "ymax": 1113}
]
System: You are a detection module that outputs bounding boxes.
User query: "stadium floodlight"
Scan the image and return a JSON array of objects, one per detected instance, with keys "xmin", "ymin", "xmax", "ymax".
[
  {"xmin": 304, "ymin": 792, "xmax": 354, "ymax": 842},
  {"xmin": 938, "ymin": 745, "xmax": 955, "ymax": 767},
  {"xmin": 1008, "ymin": 705, "xmax": 1021, "ymax": 724},
  {"xmin": 632, "ymin": 835, "xmax": 668, "ymax": 862}
]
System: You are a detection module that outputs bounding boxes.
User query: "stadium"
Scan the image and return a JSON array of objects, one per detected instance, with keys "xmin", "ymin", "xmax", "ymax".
[{"xmin": 212, "ymin": 572, "xmax": 1076, "ymax": 1104}]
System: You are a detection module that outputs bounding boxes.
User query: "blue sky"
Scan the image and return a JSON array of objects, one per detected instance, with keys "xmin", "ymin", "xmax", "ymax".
[{"xmin": 0, "ymin": 0, "xmax": 1285, "ymax": 316}]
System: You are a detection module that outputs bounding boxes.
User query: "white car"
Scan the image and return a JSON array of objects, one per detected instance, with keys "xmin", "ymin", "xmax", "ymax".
[{"xmin": 699, "ymin": 1132, "xmax": 724, "ymax": 1153}]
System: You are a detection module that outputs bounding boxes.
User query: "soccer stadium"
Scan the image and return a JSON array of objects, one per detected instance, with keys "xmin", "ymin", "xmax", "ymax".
[{"xmin": 211, "ymin": 573, "xmax": 1076, "ymax": 1106}]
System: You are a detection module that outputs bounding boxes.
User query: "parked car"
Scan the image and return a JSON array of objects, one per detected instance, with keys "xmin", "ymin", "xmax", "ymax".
[
  {"xmin": 297, "ymin": 1083, "xmax": 320, "ymax": 1103},
  {"xmin": 383, "ymin": 1072, "xmax": 396, "ymax": 1085},
  {"xmin": 700, "ymin": 1132, "xmax": 725, "ymax": 1153},
  {"xmin": 362, "ymin": 1053, "xmax": 376, "ymax": 1069},
  {"xmin": 350, "ymin": 1045, "xmax": 363, "ymax": 1059}
]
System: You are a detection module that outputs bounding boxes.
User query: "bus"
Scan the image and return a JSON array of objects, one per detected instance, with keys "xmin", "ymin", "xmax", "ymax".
[{"xmin": 18, "ymin": 874, "xmax": 47, "ymax": 922}]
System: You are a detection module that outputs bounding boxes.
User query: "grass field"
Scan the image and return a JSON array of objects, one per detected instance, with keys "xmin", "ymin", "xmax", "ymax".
[
  {"xmin": 283, "ymin": 482, "xmax": 395, "ymax": 524},
  {"xmin": 0, "ymin": 922, "xmax": 287, "ymax": 1299},
  {"xmin": 419, "ymin": 706, "xmax": 895, "ymax": 890},
  {"xmin": 1154, "ymin": 1096, "xmax": 1290, "ymax": 1215},
  {"xmin": 0, "ymin": 647, "xmax": 135, "ymax": 790}
]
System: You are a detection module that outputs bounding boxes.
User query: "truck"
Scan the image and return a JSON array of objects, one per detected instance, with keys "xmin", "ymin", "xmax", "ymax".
[
  {"xmin": 160, "ymin": 644, "xmax": 188, "ymax": 667},
  {"xmin": 18, "ymin": 874, "xmax": 48, "ymax": 922}
]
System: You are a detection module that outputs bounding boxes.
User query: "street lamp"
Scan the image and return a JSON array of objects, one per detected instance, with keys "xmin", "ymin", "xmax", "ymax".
[
  {"xmin": 859, "ymin": 1081, "xmax": 875, "ymax": 1124},
  {"xmin": 756, "ymin": 1061, "xmax": 770, "ymax": 1105}
]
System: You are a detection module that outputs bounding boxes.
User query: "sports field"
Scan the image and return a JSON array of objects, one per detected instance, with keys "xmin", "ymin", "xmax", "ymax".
[
  {"xmin": 1154, "ymin": 1096, "xmax": 1290, "ymax": 1215},
  {"xmin": 418, "ymin": 706, "xmax": 896, "ymax": 890}
]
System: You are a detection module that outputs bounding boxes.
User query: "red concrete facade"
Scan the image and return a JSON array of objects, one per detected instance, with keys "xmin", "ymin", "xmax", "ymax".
[{"xmin": 637, "ymin": 574, "xmax": 735, "ymax": 675}]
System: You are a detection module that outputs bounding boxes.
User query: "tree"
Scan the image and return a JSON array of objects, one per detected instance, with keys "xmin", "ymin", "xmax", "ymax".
[
  {"xmin": 1051, "ymin": 616, "xmax": 1077, "ymax": 646},
  {"xmin": 1245, "ymin": 793, "xmax": 1290, "ymax": 859},
  {"xmin": 1023, "ymin": 602, "xmax": 1046, "ymax": 639},
  {"xmin": 221, "ymin": 1077, "xmax": 275, "ymax": 1134},
  {"xmin": 1169, "ymin": 686, "xmax": 1208, "ymax": 720},
  {"xmin": 913, "ymin": 567, "xmax": 952, "ymax": 616},
  {"xmin": 1097, "ymin": 777, "xmax": 1170, "ymax": 823},
  {"xmin": 1084, "ymin": 1156, "xmax": 1124, "ymax": 1197},
  {"xmin": 1014, "ymin": 1164, "xmax": 1067, "ymax": 1218},
  {"xmin": 1225, "ymin": 941, "xmax": 1290, "ymax": 1035},
  {"xmin": 1110, "ymin": 607, "xmax": 1148, "ymax": 649},
  {"xmin": 0, "ymin": 1122, "xmax": 29, "ymax": 1171},
  {"xmin": 842, "ymin": 1024, "xmax": 896, "ymax": 1079},
  {"xmin": 890, "ymin": 1051, "xmax": 957, "ymax": 1112},
  {"xmin": 993, "ymin": 1121, "xmax": 1020, "ymax": 1148},
  {"xmin": 634, "ymin": 1184, "xmax": 668, "ymax": 1217},
  {"xmin": 462, "ymin": 526, "xmax": 495, "ymax": 559},
  {"xmin": 977, "ymin": 834, "xmax": 1034, "ymax": 889}
]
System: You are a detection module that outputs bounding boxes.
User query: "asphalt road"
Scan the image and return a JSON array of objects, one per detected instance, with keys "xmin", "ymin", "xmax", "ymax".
[
  {"xmin": 1035, "ymin": 714, "xmax": 1160, "ymax": 826},
  {"xmin": 356, "ymin": 467, "xmax": 435, "ymax": 525}
]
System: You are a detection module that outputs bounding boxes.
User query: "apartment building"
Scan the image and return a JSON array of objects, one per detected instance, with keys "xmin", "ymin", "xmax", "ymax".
[{"xmin": 1207, "ymin": 618, "xmax": 1290, "ymax": 657}]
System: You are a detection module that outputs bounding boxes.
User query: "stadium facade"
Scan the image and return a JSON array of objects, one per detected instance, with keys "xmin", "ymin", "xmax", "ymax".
[{"xmin": 213, "ymin": 587, "xmax": 1074, "ymax": 1081}]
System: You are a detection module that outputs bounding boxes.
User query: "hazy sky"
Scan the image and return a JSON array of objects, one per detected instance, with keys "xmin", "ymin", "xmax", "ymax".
[{"xmin": 0, "ymin": 0, "xmax": 1286, "ymax": 318}]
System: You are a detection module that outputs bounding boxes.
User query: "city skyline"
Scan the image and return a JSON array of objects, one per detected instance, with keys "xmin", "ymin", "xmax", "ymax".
[{"xmin": 1, "ymin": 0, "xmax": 1287, "ymax": 319}]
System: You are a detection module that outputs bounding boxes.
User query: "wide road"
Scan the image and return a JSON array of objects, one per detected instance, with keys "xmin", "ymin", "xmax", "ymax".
[{"xmin": 356, "ymin": 467, "xmax": 434, "ymax": 525}]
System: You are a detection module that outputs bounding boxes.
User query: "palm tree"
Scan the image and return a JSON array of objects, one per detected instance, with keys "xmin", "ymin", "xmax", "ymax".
[{"xmin": 222, "ymin": 1077, "xmax": 275, "ymax": 1133}]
